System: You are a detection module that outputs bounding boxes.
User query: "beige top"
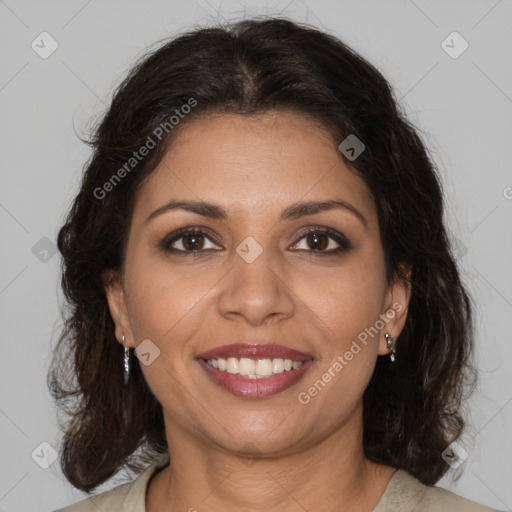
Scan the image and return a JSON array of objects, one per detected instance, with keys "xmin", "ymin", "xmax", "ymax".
[{"xmin": 53, "ymin": 453, "xmax": 501, "ymax": 512}]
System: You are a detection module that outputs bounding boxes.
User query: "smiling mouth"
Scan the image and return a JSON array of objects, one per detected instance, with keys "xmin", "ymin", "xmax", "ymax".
[{"xmin": 197, "ymin": 356, "xmax": 314, "ymax": 398}]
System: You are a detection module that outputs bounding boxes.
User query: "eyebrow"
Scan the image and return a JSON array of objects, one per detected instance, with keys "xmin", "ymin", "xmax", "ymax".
[{"xmin": 145, "ymin": 199, "xmax": 367, "ymax": 228}]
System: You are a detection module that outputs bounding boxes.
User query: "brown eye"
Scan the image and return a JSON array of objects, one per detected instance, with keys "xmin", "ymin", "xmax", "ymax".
[
  {"xmin": 181, "ymin": 232, "xmax": 205, "ymax": 251},
  {"xmin": 160, "ymin": 228, "xmax": 220, "ymax": 254},
  {"xmin": 304, "ymin": 232, "xmax": 329, "ymax": 251},
  {"xmin": 292, "ymin": 228, "xmax": 352, "ymax": 255}
]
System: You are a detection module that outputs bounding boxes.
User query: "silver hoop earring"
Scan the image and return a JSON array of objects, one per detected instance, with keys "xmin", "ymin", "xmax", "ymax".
[
  {"xmin": 385, "ymin": 333, "xmax": 396, "ymax": 362},
  {"xmin": 122, "ymin": 335, "xmax": 130, "ymax": 384}
]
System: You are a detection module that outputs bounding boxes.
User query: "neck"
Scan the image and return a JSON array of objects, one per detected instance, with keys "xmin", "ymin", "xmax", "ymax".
[{"xmin": 146, "ymin": 403, "xmax": 396, "ymax": 512}]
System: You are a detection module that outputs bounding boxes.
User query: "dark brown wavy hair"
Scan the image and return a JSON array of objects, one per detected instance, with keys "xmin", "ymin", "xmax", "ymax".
[{"xmin": 49, "ymin": 17, "xmax": 477, "ymax": 493}]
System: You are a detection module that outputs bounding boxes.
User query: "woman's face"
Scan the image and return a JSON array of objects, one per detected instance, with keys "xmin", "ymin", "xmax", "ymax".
[{"xmin": 106, "ymin": 111, "xmax": 409, "ymax": 456}]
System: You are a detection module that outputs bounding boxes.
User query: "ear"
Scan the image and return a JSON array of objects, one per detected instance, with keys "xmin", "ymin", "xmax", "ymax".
[
  {"xmin": 377, "ymin": 265, "xmax": 412, "ymax": 356},
  {"xmin": 103, "ymin": 269, "xmax": 134, "ymax": 348}
]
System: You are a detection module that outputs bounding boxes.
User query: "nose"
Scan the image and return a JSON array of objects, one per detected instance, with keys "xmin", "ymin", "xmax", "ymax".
[{"xmin": 217, "ymin": 246, "xmax": 296, "ymax": 327}]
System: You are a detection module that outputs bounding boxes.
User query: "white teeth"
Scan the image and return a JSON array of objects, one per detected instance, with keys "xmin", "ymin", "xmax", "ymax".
[
  {"xmin": 205, "ymin": 357, "xmax": 305, "ymax": 377},
  {"xmin": 255, "ymin": 358, "xmax": 273, "ymax": 377},
  {"xmin": 273, "ymin": 358, "xmax": 284, "ymax": 373},
  {"xmin": 239, "ymin": 357, "xmax": 255, "ymax": 375},
  {"xmin": 226, "ymin": 357, "xmax": 239, "ymax": 374}
]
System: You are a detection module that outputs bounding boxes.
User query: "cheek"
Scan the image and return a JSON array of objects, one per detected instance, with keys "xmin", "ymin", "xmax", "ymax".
[
  {"xmin": 298, "ymin": 258, "xmax": 387, "ymax": 346},
  {"xmin": 125, "ymin": 273, "xmax": 204, "ymax": 341},
  {"xmin": 296, "ymin": 267, "xmax": 385, "ymax": 421},
  {"xmin": 122, "ymin": 261, "xmax": 207, "ymax": 401},
  {"xmin": 123, "ymin": 251, "xmax": 222, "ymax": 357}
]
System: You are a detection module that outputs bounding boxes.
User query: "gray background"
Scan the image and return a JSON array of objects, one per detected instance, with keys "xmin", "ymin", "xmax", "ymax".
[{"xmin": 1, "ymin": 0, "xmax": 511, "ymax": 511}]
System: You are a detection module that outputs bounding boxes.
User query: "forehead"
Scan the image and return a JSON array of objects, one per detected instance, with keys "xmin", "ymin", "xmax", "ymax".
[{"xmin": 132, "ymin": 111, "xmax": 376, "ymax": 224}]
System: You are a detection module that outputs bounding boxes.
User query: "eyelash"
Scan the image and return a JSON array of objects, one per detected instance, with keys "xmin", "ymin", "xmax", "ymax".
[{"xmin": 159, "ymin": 226, "xmax": 352, "ymax": 257}]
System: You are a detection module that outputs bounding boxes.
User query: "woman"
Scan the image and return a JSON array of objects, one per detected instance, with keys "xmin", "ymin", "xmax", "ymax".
[{"xmin": 50, "ymin": 17, "xmax": 500, "ymax": 512}]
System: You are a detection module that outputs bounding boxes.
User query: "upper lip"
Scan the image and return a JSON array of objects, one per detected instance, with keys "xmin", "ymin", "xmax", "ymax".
[{"xmin": 196, "ymin": 343, "xmax": 314, "ymax": 362}]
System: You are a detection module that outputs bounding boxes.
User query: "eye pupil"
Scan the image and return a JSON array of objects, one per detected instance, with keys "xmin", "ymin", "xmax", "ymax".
[
  {"xmin": 183, "ymin": 233, "xmax": 203, "ymax": 250},
  {"xmin": 307, "ymin": 232, "xmax": 328, "ymax": 251}
]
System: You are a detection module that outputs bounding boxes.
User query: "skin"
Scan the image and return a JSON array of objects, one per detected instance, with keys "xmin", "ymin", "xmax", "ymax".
[{"xmin": 105, "ymin": 111, "xmax": 411, "ymax": 512}]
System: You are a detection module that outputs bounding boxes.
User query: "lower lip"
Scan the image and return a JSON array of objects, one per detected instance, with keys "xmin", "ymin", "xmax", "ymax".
[{"xmin": 197, "ymin": 358, "xmax": 314, "ymax": 398}]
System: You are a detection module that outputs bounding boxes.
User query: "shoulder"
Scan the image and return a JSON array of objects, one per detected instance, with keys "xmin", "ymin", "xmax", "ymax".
[
  {"xmin": 421, "ymin": 484, "xmax": 501, "ymax": 512},
  {"xmin": 52, "ymin": 453, "xmax": 170, "ymax": 512},
  {"xmin": 374, "ymin": 469, "xmax": 501, "ymax": 512},
  {"xmin": 52, "ymin": 480, "xmax": 134, "ymax": 512}
]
